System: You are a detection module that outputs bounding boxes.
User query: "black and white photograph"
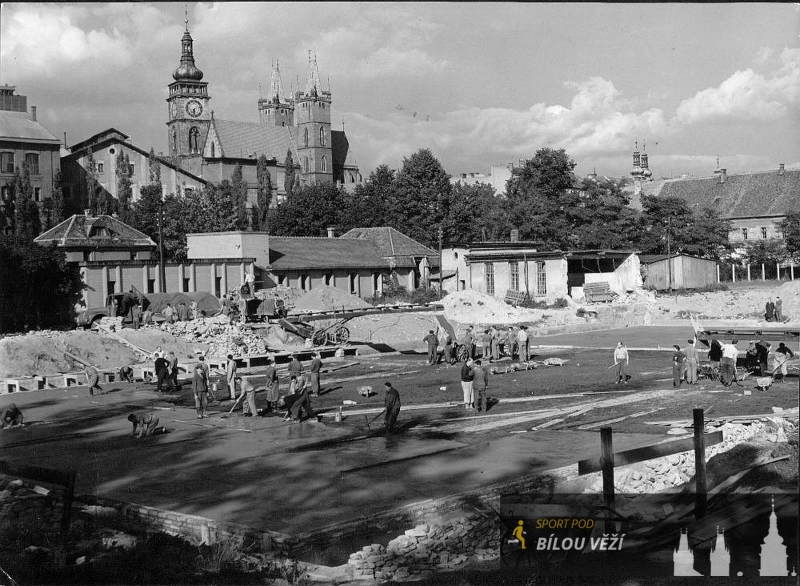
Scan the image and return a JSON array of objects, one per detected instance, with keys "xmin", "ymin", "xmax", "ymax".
[{"xmin": 0, "ymin": 2, "xmax": 798, "ymax": 584}]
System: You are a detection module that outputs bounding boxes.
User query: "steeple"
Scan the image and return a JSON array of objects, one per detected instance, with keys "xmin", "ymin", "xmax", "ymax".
[
  {"xmin": 172, "ymin": 11, "xmax": 204, "ymax": 81},
  {"xmin": 642, "ymin": 141, "xmax": 652, "ymax": 179},
  {"xmin": 268, "ymin": 60, "xmax": 287, "ymax": 105},
  {"xmin": 305, "ymin": 50, "xmax": 322, "ymax": 97}
]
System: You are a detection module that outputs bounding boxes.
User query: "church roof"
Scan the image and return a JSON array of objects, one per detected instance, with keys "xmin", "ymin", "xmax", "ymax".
[
  {"xmin": 268, "ymin": 236, "xmax": 386, "ymax": 270},
  {"xmin": 34, "ymin": 214, "xmax": 156, "ymax": 248},
  {"xmin": 657, "ymin": 168, "xmax": 800, "ymax": 219},
  {"xmin": 340, "ymin": 227, "xmax": 438, "ymax": 267},
  {"xmin": 332, "ymin": 130, "xmax": 358, "ymax": 169},
  {"xmin": 0, "ymin": 110, "xmax": 61, "ymax": 145},
  {"xmin": 210, "ymin": 119, "xmax": 300, "ymax": 163}
]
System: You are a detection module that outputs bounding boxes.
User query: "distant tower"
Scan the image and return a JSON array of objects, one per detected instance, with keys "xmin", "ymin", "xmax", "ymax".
[
  {"xmin": 294, "ymin": 51, "xmax": 333, "ymax": 184},
  {"xmin": 710, "ymin": 527, "xmax": 730, "ymax": 576},
  {"xmin": 630, "ymin": 140, "xmax": 645, "ymax": 197},
  {"xmin": 641, "ymin": 141, "xmax": 653, "ymax": 181},
  {"xmin": 760, "ymin": 497, "xmax": 789, "ymax": 576},
  {"xmin": 673, "ymin": 529, "xmax": 701, "ymax": 576},
  {"xmin": 166, "ymin": 12, "xmax": 212, "ymax": 160},
  {"xmin": 258, "ymin": 60, "xmax": 294, "ymax": 127}
]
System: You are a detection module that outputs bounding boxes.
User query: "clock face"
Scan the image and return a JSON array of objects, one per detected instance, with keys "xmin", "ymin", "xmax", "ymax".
[
  {"xmin": 186, "ymin": 99, "xmax": 203, "ymax": 118},
  {"xmin": 170, "ymin": 102, "xmax": 178, "ymax": 119}
]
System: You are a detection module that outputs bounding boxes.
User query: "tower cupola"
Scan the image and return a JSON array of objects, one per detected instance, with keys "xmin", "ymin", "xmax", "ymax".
[{"xmin": 172, "ymin": 16, "xmax": 204, "ymax": 81}]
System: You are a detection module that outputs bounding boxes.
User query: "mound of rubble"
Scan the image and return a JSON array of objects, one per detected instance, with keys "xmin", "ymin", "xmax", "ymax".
[
  {"xmin": 291, "ymin": 285, "xmax": 372, "ymax": 314},
  {"xmin": 442, "ymin": 290, "xmax": 540, "ymax": 325}
]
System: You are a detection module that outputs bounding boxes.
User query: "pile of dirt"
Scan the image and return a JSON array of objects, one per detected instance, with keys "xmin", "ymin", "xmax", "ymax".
[
  {"xmin": 290, "ymin": 285, "xmax": 372, "ymax": 313},
  {"xmin": 346, "ymin": 313, "xmax": 440, "ymax": 344},
  {"xmin": 442, "ymin": 290, "xmax": 542, "ymax": 325},
  {"xmin": 0, "ymin": 330, "xmax": 141, "ymax": 378}
]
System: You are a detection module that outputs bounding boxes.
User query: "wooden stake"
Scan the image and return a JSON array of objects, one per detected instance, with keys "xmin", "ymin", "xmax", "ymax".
[{"xmin": 693, "ymin": 408, "xmax": 707, "ymax": 519}]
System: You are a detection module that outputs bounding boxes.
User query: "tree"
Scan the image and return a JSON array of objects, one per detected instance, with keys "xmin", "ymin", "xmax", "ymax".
[
  {"xmin": 0, "ymin": 235, "xmax": 84, "ymax": 332},
  {"xmin": 230, "ymin": 163, "xmax": 249, "ymax": 229},
  {"xmin": 742, "ymin": 239, "xmax": 787, "ymax": 266},
  {"xmin": 568, "ymin": 176, "xmax": 640, "ymax": 250},
  {"xmin": 503, "ymin": 148, "xmax": 577, "ymax": 248},
  {"xmin": 779, "ymin": 211, "xmax": 800, "ymax": 259},
  {"xmin": 253, "ymin": 154, "xmax": 273, "ymax": 230},
  {"xmin": 266, "ymin": 183, "xmax": 346, "ymax": 237},
  {"xmin": 116, "ymin": 151, "xmax": 133, "ymax": 221},
  {"xmin": 387, "ymin": 148, "xmax": 452, "ymax": 247},
  {"xmin": 85, "ymin": 149, "xmax": 100, "ymax": 214},
  {"xmin": 11, "ymin": 163, "xmax": 40, "ymax": 240},
  {"xmin": 339, "ymin": 164, "xmax": 395, "ymax": 231},
  {"xmin": 442, "ymin": 181, "xmax": 507, "ymax": 243},
  {"xmin": 637, "ymin": 195, "xmax": 695, "ymax": 255},
  {"xmin": 284, "ymin": 149, "xmax": 295, "ymax": 199}
]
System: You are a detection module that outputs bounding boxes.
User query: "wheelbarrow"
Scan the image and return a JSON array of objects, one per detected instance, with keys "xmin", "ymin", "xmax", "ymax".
[{"xmin": 755, "ymin": 376, "xmax": 774, "ymax": 392}]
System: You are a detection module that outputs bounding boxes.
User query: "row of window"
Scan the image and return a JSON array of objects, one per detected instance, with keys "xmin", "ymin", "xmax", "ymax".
[
  {"xmin": 92, "ymin": 160, "xmax": 135, "ymax": 176},
  {"xmin": 276, "ymin": 273, "xmax": 380, "ymax": 295},
  {"xmin": 1, "ymin": 184, "xmax": 42, "ymax": 201},
  {"xmin": 741, "ymin": 227, "xmax": 772, "ymax": 240},
  {"xmin": 1, "ymin": 152, "xmax": 40, "ymax": 175},
  {"xmin": 302, "ymin": 155, "xmax": 327, "ymax": 173},
  {"xmin": 303, "ymin": 126, "xmax": 327, "ymax": 147},
  {"xmin": 485, "ymin": 261, "xmax": 547, "ymax": 296}
]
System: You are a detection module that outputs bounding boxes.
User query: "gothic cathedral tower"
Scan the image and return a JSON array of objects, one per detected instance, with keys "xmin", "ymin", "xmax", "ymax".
[
  {"xmin": 166, "ymin": 16, "xmax": 211, "ymax": 161},
  {"xmin": 294, "ymin": 52, "xmax": 333, "ymax": 184},
  {"xmin": 258, "ymin": 61, "xmax": 294, "ymax": 127}
]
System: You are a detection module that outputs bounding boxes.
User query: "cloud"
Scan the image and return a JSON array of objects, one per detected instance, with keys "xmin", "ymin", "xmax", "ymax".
[
  {"xmin": 344, "ymin": 76, "xmax": 672, "ymax": 174},
  {"xmin": 674, "ymin": 48, "xmax": 800, "ymax": 124}
]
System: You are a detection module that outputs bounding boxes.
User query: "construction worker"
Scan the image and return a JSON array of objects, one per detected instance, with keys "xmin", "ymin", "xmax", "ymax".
[
  {"xmin": 264, "ymin": 359, "xmax": 279, "ymax": 416},
  {"xmin": 236, "ymin": 376, "xmax": 258, "ymax": 417},
  {"xmin": 119, "ymin": 365, "xmax": 135, "ymax": 383},
  {"xmin": 85, "ymin": 365, "xmax": 103, "ymax": 396},
  {"xmin": 613, "ymin": 342, "xmax": 630, "ymax": 384},
  {"xmin": 289, "ymin": 355, "xmax": 303, "ymax": 394},
  {"xmin": 0, "ymin": 404, "xmax": 23, "ymax": 429},
  {"xmin": 309, "ymin": 352, "xmax": 322, "ymax": 397},
  {"xmin": 384, "ymin": 382, "xmax": 401, "ymax": 432},
  {"xmin": 460, "ymin": 359, "xmax": 475, "ymax": 409},
  {"xmin": 684, "ymin": 339, "xmax": 699, "ymax": 385},
  {"xmin": 192, "ymin": 363, "xmax": 209, "ymax": 419},
  {"xmin": 226, "ymin": 354, "xmax": 238, "ymax": 400},
  {"xmin": 473, "ymin": 360, "xmax": 489, "ymax": 412},
  {"xmin": 517, "ymin": 326, "xmax": 529, "ymax": 362},
  {"xmin": 128, "ymin": 413, "xmax": 167, "ymax": 438},
  {"xmin": 671, "ymin": 345, "xmax": 686, "ymax": 387},
  {"xmin": 773, "ymin": 343, "xmax": 795, "ymax": 382},
  {"xmin": 423, "ymin": 330, "xmax": 439, "ymax": 365}
]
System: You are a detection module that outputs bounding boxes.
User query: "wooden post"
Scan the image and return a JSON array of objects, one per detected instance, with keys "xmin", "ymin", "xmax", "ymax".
[
  {"xmin": 761, "ymin": 263, "xmax": 766, "ymax": 281},
  {"xmin": 747, "ymin": 264, "xmax": 751, "ymax": 281},
  {"xmin": 732, "ymin": 264, "xmax": 736, "ymax": 283},
  {"xmin": 693, "ymin": 409, "xmax": 707, "ymax": 519},
  {"xmin": 600, "ymin": 427, "xmax": 615, "ymax": 530},
  {"xmin": 777, "ymin": 262, "xmax": 780, "ymax": 281},
  {"xmin": 716, "ymin": 264, "xmax": 720, "ymax": 283}
]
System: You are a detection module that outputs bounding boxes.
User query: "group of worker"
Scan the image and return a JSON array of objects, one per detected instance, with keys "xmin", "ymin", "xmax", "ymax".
[{"xmin": 424, "ymin": 325, "xmax": 531, "ymax": 366}]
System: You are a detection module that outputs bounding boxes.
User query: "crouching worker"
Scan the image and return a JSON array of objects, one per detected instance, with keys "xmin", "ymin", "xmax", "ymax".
[
  {"xmin": 0, "ymin": 404, "xmax": 23, "ymax": 429},
  {"xmin": 119, "ymin": 365, "xmax": 135, "ymax": 384},
  {"xmin": 283, "ymin": 375, "xmax": 316, "ymax": 423},
  {"xmin": 127, "ymin": 413, "xmax": 168, "ymax": 438}
]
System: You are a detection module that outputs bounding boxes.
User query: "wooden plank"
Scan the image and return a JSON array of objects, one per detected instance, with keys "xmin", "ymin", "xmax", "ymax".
[
  {"xmin": 577, "ymin": 431, "xmax": 724, "ymax": 475},
  {"xmin": 693, "ymin": 409, "xmax": 707, "ymax": 519},
  {"xmin": 576, "ymin": 408, "xmax": 663, "ymax": 430}
]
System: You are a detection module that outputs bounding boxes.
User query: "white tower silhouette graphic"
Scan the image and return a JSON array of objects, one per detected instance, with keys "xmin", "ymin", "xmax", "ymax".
[
  {"xmin": 760, "ymin": 496, "xmax": 789, "ymax": 576},
  {"xmin": 673, "ymin": 529, "xmax": 702, "ymax": 576},
  {"xmin": 710, "ymin": 526, "xmax": 730, "ymax": 576}
]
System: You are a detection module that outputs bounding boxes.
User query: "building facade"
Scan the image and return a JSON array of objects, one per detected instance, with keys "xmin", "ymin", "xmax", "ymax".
[{"xmin": 0, "ymin": 85, "xmax": 62, "ymax": 234}]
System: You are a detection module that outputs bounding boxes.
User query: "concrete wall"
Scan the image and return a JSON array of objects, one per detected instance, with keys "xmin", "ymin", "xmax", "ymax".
[
  {"xmin": 187, "ymin": 231, "xmax": 270, "ymax": 268},
  {"xmin": 583, "ymin": 254, "xmax": 642, "ymax": 294}
]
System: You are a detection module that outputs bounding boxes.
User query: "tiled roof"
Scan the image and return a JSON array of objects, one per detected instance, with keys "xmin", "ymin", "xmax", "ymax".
[
  {"xmin": 34, "ymin": 214, "xmax": 155, "ymax": 248},
  {"xmin": 212, "ymin": 119, "xmax": 300, "ymax": 163},
  {"xmin": 0, "ymin": 110, "xmax": 61, "ymax": 144},
  {"xmin": 268, "ymin": 236, "xmax": 387, "ymax": 270},
  {"xmin": 340, "ymin": 227, "xmax": 439, "ymax": 268},
  {"xmin": 657, "ymin": 169, "xmax": 800, "ymax": 218}
]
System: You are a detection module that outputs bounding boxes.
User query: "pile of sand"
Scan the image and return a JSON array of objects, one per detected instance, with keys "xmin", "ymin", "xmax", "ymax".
[
  {"xmin": 345, "ymin": 313, "xmax": 441, "ymax": 344},
  {"xmin": 442, "ymin": 290, "xmax": 543, "ymax": 325},
  {"xmin": 290, "ymin": 285, "xmax": 372, "ymax": 313}
]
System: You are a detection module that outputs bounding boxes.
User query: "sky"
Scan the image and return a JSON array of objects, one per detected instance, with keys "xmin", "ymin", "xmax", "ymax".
[{"xmin": 1, "ymin": 2, "xmax": 799, "ymax": 181}]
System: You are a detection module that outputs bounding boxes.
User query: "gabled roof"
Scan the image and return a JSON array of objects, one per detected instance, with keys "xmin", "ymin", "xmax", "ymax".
[
  {"xmin": 68, "ymin": 128, "xmax": 128, "ymax": 153},
  {"xmin": 340, "ymin": 226, "xmax": 438, "ymax": 268},
  {"xmin": 268, "ymin": 236, "xmax": 387, "ymax": 271},
  {"xmin": 0, "ymin": 110, "xmax": 61, "ymax": 145},
  {"xmin": 34, "ymin": 214, "xmax": 156, "ymax": 248},
  {"xmin": 657, "ymin": 169, "xmax": 800, "ymax": 219},
  {"xmin": 639, "ymin": 253, "xmax": 716, "ymax": 264},
  {"xmin": 209, "ymin": 119, "xmax": 300, "ymax": 163}
]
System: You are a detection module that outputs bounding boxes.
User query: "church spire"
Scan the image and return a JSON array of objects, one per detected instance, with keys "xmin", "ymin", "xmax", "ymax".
[
  {"xmin": 305, "ymin": 50, "xmax": 322, "ymax": 97},
  {"xmin": 268, "ymin": 59, "xmax": 287, "ymax": 105},
  {"xmin": 172, "ymin": 10, "xmax": 204, "ymax": 81}
]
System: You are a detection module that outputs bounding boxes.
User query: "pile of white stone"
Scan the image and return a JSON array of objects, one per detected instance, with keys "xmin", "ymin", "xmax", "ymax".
[{"xmin": 347, "ymin": 514, "xmax": 503, "ymax": 581}]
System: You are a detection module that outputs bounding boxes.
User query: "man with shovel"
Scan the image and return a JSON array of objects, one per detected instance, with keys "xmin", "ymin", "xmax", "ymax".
[{"xmin": 384, "ymin": 382, "xmax": 401, "ymax": 433}]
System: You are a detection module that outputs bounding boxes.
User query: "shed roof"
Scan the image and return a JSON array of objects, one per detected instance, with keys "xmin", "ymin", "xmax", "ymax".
[
  {"xmin": 657, "ymin": 168, "xmax": 800, "ymax": 219},
  {"xmin": 639, "ymin": 253, "xmax": 717, "ymax": 264},
  {"xmin": 0, "ymin": 110, "xmax": 61, "ymax": 144},
  {"xmin": 34, "ymin": 214, "xmax": 155, "ymax": 248},
  {"xmin": 268, "ymin": 236, "xmax": 387, "ymax": 271}
]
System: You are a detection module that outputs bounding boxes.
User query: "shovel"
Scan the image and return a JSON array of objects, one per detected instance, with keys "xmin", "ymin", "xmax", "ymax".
[{"xmin": 365, "ymin": 409, "xmax": 386, "ymax": 431}]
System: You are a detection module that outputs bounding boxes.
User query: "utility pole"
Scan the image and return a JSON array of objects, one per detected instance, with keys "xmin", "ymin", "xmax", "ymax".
[
  {"xmin": 438, "ymin": 225, "xmax": 443, "ymax": 300},
  {"xmin": 667, "ymin": 216, "xmax": 676, "ymax": 303},
  {"xmin": 158, "ymin": 199, "xmax": 165, "ymax": 293}
]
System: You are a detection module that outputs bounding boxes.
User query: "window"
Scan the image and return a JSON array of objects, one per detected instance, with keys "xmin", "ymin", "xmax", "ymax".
[
  {"xmin": 1, "ymin": 152, "xmax": 13, "ymax": 173},
  {"xmin": 183, "ymin": 278, "xmax": 190, "ymax": 292},
  {"xmin": 304, "ymin": 127, "xmax": 309, "ymax": 147},
  {"xmin": 1, "ymin": 185, "xmax": 10, "ymax": 201},
  {"xmin": 25, "ymin": 153, "xmax": 39, "ymax": 175},
  {"xmin": 322, "ymin": 156, "xmax": 327, "ymax": 173},
  {"xmin": 319, "ymin": 127, "xmax": 326, "ymax": 146},
  {"xmin": 372, "ymin": 272, "xmax": 380, "ymax": 294},
  {"xmin": 761, "ymin": 227, "xmax": 768, "ymax": 239},
  {"xmin": 129, "ymin": 162, "xmax": 135, "ymax": 177},
  {"xmin": 536, "ymin": 261, "xmax": 547, "ymax": 296},
  {"xmin": 349, "ymin": 273, "xmax": 357, "ymax": 294},
  {"xmin": 742, "ymin": 228, "xmax": 748, "ymax": 240},
  {"xmin": 214, "ymin": 276, "xmax": 222, "ymax": 298},
  {"xmin": 509, "ymin": 262, "xmax": 519, "ymax": 291},
  {"xmin": 324, "ymin": 273, "xmax": 333, "ymax": 286},
  {"xmin": 303, "ymin": 157, "xmax": 308, "ymax": 173},
  {"xmin": 172, "ymin": 130, "xmax": 177, "ymax": 154},
  {"xmin": 300, "ymin": 275, "xmax": 311, "ymax": 291},
  {"xmin": 485, "ymin": 263, "xmax": 495, "ymax": 295},
  {"xmin": 277, "ymin": 275, "xmax": 287, "ymax": 286},
  {"xmin": 34, "ymin": 187, "xmax": 41, "ymax": 202},
  {"xmin": 107, "ymin": 280, "xmax": 116, "ymax": 295},
  {"xmin": 189, "ymin": 127, "xmax": 200, "ymax": 154},
  {"xmin": 210, "ymin": 142, "xmax": 215, "ymax": 157}
]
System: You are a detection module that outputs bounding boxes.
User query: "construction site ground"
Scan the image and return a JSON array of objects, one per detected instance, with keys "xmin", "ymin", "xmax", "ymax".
[{"xmin": 1, "ymin": 324, "xmax": 797, "ymax": 568}]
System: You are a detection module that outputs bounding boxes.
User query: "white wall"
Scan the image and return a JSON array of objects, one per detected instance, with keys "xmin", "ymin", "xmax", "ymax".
[
  {"xmin": 583, "ymin": 254, "xmax": 642, "ymax": 294},
  {"xmin": 187, "ymin": 232, "xmax": 270, "ymax": 268}
]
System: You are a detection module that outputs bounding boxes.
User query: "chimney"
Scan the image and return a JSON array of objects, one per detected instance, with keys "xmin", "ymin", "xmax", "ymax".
[
  {"xmin": 30, "ymin": 106, "xmax": 37, "ymax": 121},
  {"xmin": 718, "ymin": 168, "xmax": 727, "ymax": 184},
  {"xmin": 326, "ymin": 226, "xmax": 336, "ymax": 238},
  {"xmin": 510, "ymin": 229, "xmax": 519, "ymax": 242},
  {"xmin": 779, "ymin": 163, "xmax": 785, "ymax": 176}
]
